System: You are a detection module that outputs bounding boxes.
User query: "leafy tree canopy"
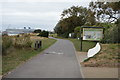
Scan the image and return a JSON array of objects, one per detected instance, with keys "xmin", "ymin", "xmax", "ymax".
[{"xmin": 54, "ymin": 6, "xmax": 92, "ymax": 37}]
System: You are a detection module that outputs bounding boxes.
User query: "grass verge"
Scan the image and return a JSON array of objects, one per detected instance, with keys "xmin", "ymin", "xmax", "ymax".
[
  {"xmin": 2, "ymin": 38, "xmax": 56, "ymax": 75},
  {"xmin": 67, "ymin": 38, "xmax": 96, "ymax": 52}
]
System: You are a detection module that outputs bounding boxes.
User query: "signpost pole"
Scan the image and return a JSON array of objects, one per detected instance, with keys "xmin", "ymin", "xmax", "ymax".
[
  {"xmin": 80, "ymin": 27, "xmax": 82, "ymax": 51},
  {"xmin": 80, "ymin": 37, "xmax": 82, "ymax": 51}
]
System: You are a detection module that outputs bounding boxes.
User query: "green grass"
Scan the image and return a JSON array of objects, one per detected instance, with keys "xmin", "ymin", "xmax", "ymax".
[
  {"xmin": 49, "ymin": 33, "xmax": 57, "ymax": 38},
  {"xmin": 2, "ymin": 38, "xmax": 56, "ymax": 75},
  {"xmin": 68, "ymin": 39, "xmax": 96, "ymax": 52},
  {"xmin": 54, "ymin": 36, "xmax": 96, "ymax": 52}
]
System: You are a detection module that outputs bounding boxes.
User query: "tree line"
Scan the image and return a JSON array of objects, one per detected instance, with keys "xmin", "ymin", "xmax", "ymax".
[{"xmin": 54, "ymin": 1, "xmax": 120, "ymax": 43}]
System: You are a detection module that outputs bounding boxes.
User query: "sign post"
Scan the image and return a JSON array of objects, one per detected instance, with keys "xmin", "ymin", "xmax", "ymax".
[
  {"xmin": 80, "ymin": 27, "xmax": 83, "ymax": 51},
  {"xmin": 80, "ymin": 26, "xmax": 104, "ymax": 51}
]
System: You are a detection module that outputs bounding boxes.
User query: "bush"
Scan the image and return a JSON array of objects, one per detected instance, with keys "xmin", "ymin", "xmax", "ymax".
[
  {"xmin": 61, "ymin": 32, "xmax": 69, "ymax": 38},
  {"xmin": 13, "ymin": 34, "xmax": 32, "ymax": 48},
  {"xmin": 74, "ymin": 26, "xmax": 81, "ymax": 38},
  {"xmin": 93, "ymin": 22, "xmax": 119, "ymax": 43},
  {"xmin": 101, "ymin": 23, "xmax": 119, "ymax": 43},
  {"xmin": 34, "ymin": 29, "xmax": 41, "ymax": 33},
  {"xmin": 2, "ymin": 35, "xmax": 13, "ymax": 55},
  {"xmin": 38, "ymin": 30, "xmax": 49, "ymax": 37}
]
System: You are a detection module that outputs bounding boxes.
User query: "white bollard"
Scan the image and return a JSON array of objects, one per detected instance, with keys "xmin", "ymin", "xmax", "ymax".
[{"xmin": 87, "ymin": 42, "xmax": 101, "ymax": 58}]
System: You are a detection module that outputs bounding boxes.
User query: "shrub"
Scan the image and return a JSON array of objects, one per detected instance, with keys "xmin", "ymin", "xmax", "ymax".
[
  {"xmin": 34, "ymin": 29, "xmax": 41, "ymax": 33},
  {"xmin": 2, "ymin": 35, "xmax": 13, "ymax": 55},
  {"xmin": 101, "ymin": 23, "xmax": 119, "ymax": 43},
  {"xmin": 74, "ymin": 26, "xmax": 81, "ymax": 38},
  {"xmin": 61, "ymin": 32, "xmax": 69, "ymax": 38},
  {"xmin": 93, "ymin": 22, "xmax": 119, "ymax": 43},
  {"xmin": 38, "ymin": 30, "xmax": 49, "ymax": 37},
  {"xmin": 57, "ymin": 32, "xmax": 69, "ymax": 38}
]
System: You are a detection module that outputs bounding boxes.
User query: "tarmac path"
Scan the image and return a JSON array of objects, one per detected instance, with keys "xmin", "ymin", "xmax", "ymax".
[{"xmin": 4, "ymin": 38, "xmax": 83, "ymax": 78}]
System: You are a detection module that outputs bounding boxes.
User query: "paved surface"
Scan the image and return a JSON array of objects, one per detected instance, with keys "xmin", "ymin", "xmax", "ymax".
[{"xmin": 4, "ymin": 38, "xmax": 83, "ymax": 78}]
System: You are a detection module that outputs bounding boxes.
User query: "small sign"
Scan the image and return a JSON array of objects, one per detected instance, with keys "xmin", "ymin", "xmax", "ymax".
[
  {"xmin": 82, "ymin": 27, "xmax": 103, "ymax": 41},
  {"xmin": 69, "ymin": 33, "xmax": 72, "ymax": 37}
]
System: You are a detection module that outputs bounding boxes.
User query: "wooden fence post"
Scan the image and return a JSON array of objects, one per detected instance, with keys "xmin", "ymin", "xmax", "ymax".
[{"xmin": 34, "ymin": 40, "xmax": 42, "ymax": 50}]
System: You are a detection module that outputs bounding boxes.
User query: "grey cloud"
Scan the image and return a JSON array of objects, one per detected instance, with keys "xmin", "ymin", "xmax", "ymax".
[{"xmin": 1, "ymin": 1, "xmax": 90, "ymax": 31}]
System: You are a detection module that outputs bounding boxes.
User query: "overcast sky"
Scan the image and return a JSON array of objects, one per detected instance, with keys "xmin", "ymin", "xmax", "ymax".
[{"xmin": 0, "ymin": 0, "xmax": 93, "ymax": 31}]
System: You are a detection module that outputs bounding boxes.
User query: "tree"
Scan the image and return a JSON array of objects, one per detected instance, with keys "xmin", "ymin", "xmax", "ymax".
[
  {"xmin": 54, "ymin": 6, "xmax": 89, "ymax": 37},
  {"xmin": 61, "ymin": 6, "xmax": 87, "ymax": 19},
  {"xmin": 86, "ymin": 9, "xmax": 96, "ymax": 25},
  {"xmin": 89, "ymin": 1, "xmax": 120, "ymax": 23},
  {"xmin": 88, "ymin": 1, "xmax": 120, "ymax": 43}
]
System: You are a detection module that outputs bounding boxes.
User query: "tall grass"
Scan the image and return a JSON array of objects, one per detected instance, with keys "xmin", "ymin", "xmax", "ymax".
[
  {"xmin": 13, "ymin": 34, "xmax": 32, "ymax": 48},
  {"xmin": 2, "ymin": 35, "xmax": 13, "ymax": 55},
  {"xmin": 2, "ymin": 34, "xmax": 33, "ymax": 55}
]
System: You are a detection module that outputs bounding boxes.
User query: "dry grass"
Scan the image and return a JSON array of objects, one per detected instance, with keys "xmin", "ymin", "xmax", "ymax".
[
  {"xmin": 30, "ymin": 36, "xmax": 46, "ymax": 41},
  {"xmin": 81, "ymin": 44, "xmax": 120, "ymax": 68}
]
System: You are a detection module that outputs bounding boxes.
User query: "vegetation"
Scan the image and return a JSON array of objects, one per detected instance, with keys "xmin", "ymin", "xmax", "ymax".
[
  {"xmin": 2, "ymin": 34, "xmax": 32, "ymax": 55},
  {"xmin": 13, "ymin": 35, "xmax": 32, "ymax": 48},
  {"xmin": 81, "ymin": 44, "xmax": 120, "ymax": 67},
  {"xmin": 96, "ymin": 22, "xmax": 120, "ymax": 43},
  {"xmin": 54, "ymin": 6, "xmax": 88, "ymax": 38},
  {"xmin": 54, "ymin": 1, "xmax": 120, "ymax": 43},
  {"xmin": 2, "ymin": 35, "xmax": 56, "ymax": 75},
  {"xmin": 38, "ymin": 30, "xmax": 49, "ymax": 38},
  {"xmin": 67, "ymin": 38, "xmax": 119, "ymax": 67},
  {"xmin": 33, "ymin": 29, "xmax": 49, "ymax": 38},
  {"xmin": 34, "ymin": 29, "xmax": 41, "ymax": 33},
  {"xmin": 2, "ymin": 35, "xmax": 13, "ymax": 55},
  {"xmin": 89, "ymin": 2, "xmax": 120, "ymax": 23},
  {"xmin": 68, "ymin": 38, "xmax": 96, "ymax": 52},
  {"xmin": 74, "ymin": 26, "xmax": 81, "ymax": 38},
  {"xmin": 49, "ymin": 33, "xmax": 57, "ymax": 38}
]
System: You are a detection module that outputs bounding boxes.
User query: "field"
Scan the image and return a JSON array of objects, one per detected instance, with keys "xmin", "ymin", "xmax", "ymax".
[{"xmin": 2, "ymin": 36, "xmax": 56, "ymax": 75}]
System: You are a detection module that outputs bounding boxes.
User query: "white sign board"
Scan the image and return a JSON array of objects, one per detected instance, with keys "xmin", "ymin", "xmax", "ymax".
[
  {"xmin": 69, "ymin": 33, "xmax": 72, "ymax": 37},
  {"xmin": 83, "ymin": 28, "xmax": 103, "ymax": 41}
]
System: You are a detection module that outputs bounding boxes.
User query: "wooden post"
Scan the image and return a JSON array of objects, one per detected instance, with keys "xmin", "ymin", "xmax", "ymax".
[
  {"xmin": 80, "ymin": 27, "xmax": 83, "ymax": 51},
  {"xmin": 35, "ymin": 41, "xmax": 42, "ymax": 50},
  {"xmin": 35, "ymin": 41, "xmax": 37, "ymax": 50},
  {"xmin": 38, "ymin": 41, "xmax": 41, "ymax": 48},
  {"xmin": 80, "ymin": 37, "xmax": 82, "ymax": 51},
  {"xmin": 35, "ymin": 41, "xmax": 38, "ymax": 50},
  {"xmin": 37, "ymin": 41, "xmax": 39, "ymax": 49},
  {"xmin": 39, "ymin": 41, "xmax": 42, "ymax": 48}
]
